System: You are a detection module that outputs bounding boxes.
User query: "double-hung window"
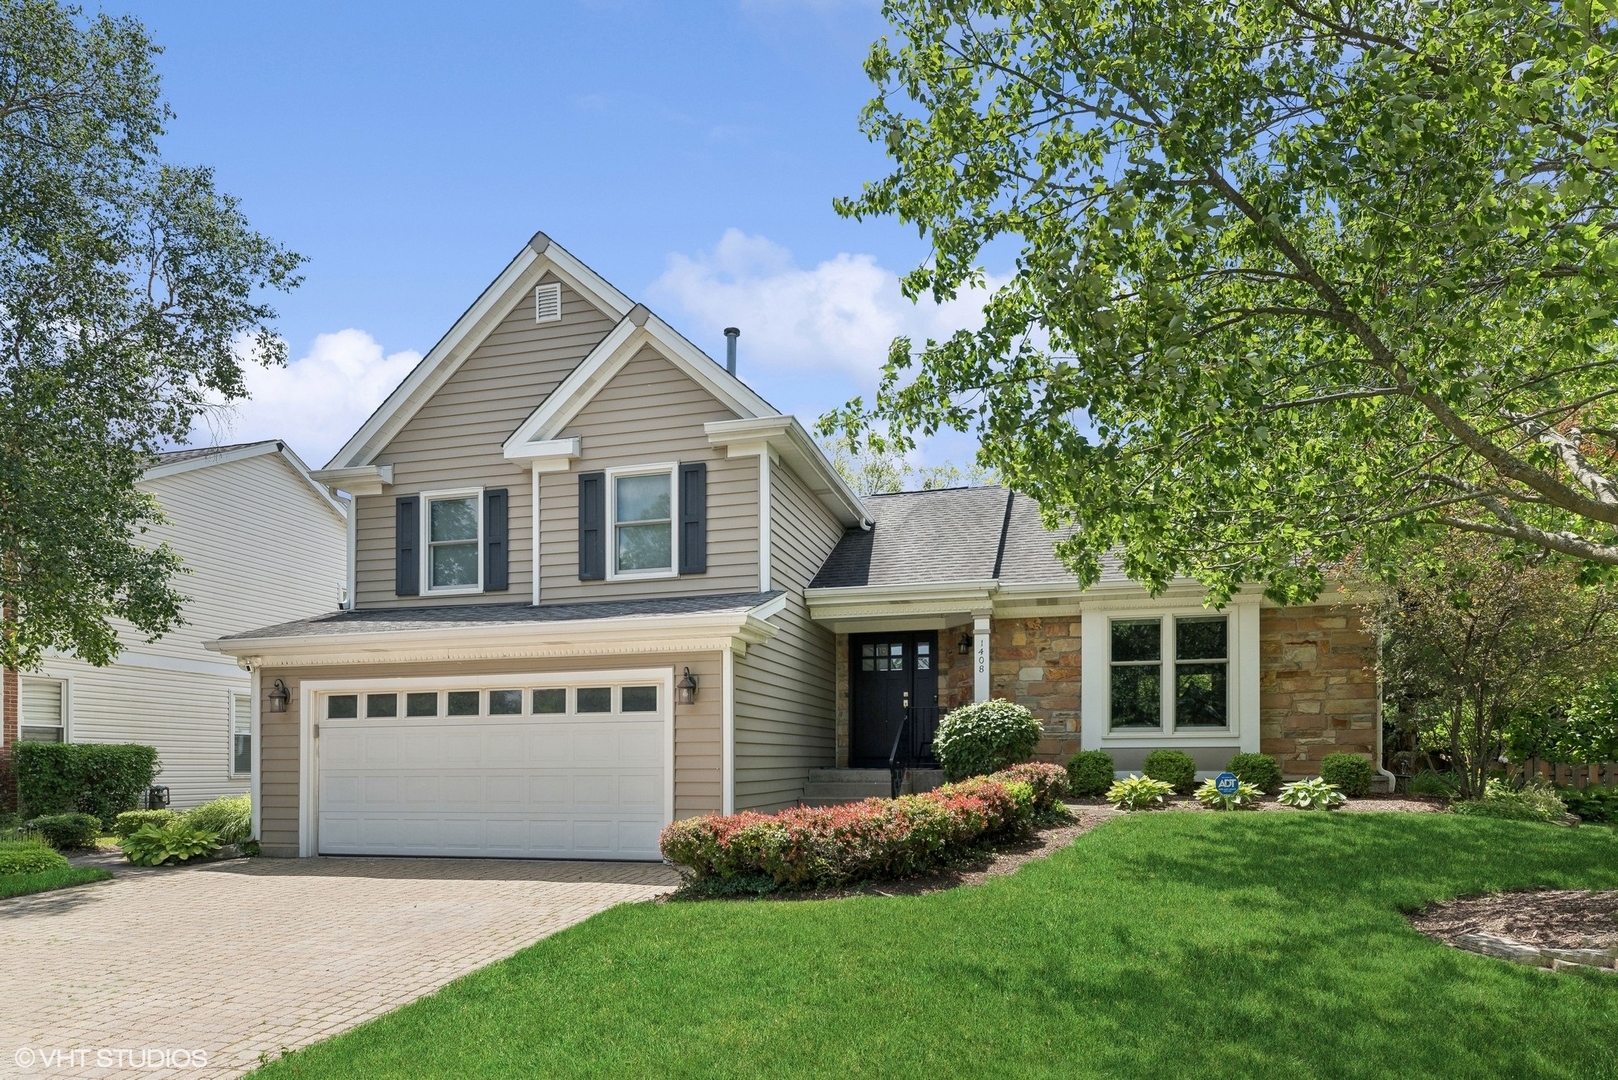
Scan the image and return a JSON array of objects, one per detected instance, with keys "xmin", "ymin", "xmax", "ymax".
[
  {"xmin": 1108, "ymin": 615, "xmax": 1229, "ymax": 731},
  {"xmin": 423, "ymin": 489, "xmax": 481, "ymax": 592},
  {"xmin": 19, "ymin": 677, "xmax": 66, "ymax": 743},
  {"xmin": 609, "ymin": 466, "xmax": 675, "ymax": 578},
  {"xmin": 231, "ymin": 693, "xmax": 252, "ymax": 775}
]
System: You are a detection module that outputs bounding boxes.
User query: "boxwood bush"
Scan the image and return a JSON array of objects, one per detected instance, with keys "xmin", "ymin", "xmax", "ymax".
[
  {"xmin": 931, "ymin": 700, "xmax": 1043, "ymax": 781},
  {"xmin": 23, "ymin": 812, "xmax": 101, "ymax": 850},
  {"xmin": 15, "ymin": 743, "xmax": 160, "ymax": 827},
  {"xmin": 1066, "ymin": 750, "xmax": 1116, "ymax": 797},
  {"xmin": 0, "ymin": 837, "xmax": 69, "ymax": 876},
  {"xmin": 1142, "ymin": 749, "xmax": 1197, "ymax": 794},
  {"xmin": 1320, "ymin": 752, "xmax": 1374, "ymax": 797},
  {"xmin": 184, "ymin": 795, "xmax": 250, "ymax": 845},
  {"xmin": 1226, "ymin": 753, "xmax": 1283, "ymax": 795}
]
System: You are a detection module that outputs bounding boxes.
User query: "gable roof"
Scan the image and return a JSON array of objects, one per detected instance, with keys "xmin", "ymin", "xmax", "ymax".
[
  {"xmin": 145, "ymin": 440, "xmax": 348, "ymax": 521},
  {"xmin": 808, "ymin": 486, "xmax": 1106, "ymax": 590},
  {"xmin": 324, "ymin": 231, "xmax": 636, "ymax": 470}
]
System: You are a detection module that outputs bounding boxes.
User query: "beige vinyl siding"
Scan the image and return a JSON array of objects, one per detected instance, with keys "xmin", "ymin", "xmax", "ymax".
[
  {"xmin": 28, "ymin": 449, "xmax": 346, "ymax": 807},
  {"xmin": 537, "ymin": 346, "xmax": 758, "ymax": 602},
  {"xmin": 355, "ymin": 276, "xmax": 618, "ymax": 607},
  {"xmin": 255, "ymin": 650, "xmax": 724, "ymax": 856},
  {"xmin": 732, "ymin": 462, "xmax": 846, "ymax": 811}
]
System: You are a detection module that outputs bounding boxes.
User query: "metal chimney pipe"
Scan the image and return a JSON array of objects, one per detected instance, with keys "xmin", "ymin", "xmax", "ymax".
[{"xmin": 723, "ymin": 327, "xmax": 740, "ymax": 376}]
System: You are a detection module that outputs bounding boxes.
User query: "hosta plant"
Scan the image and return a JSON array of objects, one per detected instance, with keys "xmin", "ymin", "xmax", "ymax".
[
  {"xmin": 121, "ymin": 822, "xmax": 220, "ymax": 866},
  {"xmin": 1194, "ymin": 778, "xmax": 1261, "ymax": 811},
  {"xmin": 1278, "ymin": 778, "xmax": 1347, "ymax": 811},
  {"xmin": 1106, "ymin": 775, "xmax": 1175, "ymax": 811}
]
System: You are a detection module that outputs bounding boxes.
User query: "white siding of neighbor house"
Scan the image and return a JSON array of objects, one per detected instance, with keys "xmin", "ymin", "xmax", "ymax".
[
  {"xmin": 733, "ymin": 461, "xmax": 845, "ymax": 811},
  {"xmin": 27, "ymin": 449, "xmax": 347, "ymax": 809}
]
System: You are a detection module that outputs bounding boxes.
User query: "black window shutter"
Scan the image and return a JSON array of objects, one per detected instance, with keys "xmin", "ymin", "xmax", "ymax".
[
  {"xmin": 578, "ymin": 472, "xmax": 605, "ymax": 581},
  {"xmin": 395, "ymin": 495, "xmax": 419, "ymax": 596},
  {"xmin": 484, "ymin": 488, "xmax": 508, "ymax": 592},
  {"xmin": 679, "ymin": 462, "xmax": 707, "ymax": 575}
]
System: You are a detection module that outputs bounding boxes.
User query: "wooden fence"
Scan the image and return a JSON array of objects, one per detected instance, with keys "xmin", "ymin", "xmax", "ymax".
[{"xmin": 1509, "ymin": 761, "xmax": 1618, "ymax": 788}]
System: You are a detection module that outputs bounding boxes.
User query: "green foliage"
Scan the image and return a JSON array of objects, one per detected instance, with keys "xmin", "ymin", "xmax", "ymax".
[
  {"xmin": 183, "ymin": 794, "xmax": 249, "ymax": 845},
  {"xmin": 819, "ymin": 432, "xmax": 996, "ymax": 496},
  {"xmin": 1226, "ymin": 753, "xmax": 1282, "ymax": 795},
  {"xmin": 1409, "ymin": 770, "xmax": 1460, "ymax": 798},
  {"xmin": 931, "ymin": 699, "xmax": 1042, "ymax": 781},
  {"xmin": 23, "ymin": 812, "xmax": 100, "ymax": 849},
  {"xmin": 1141, "ymin": 749, "xmax": 1197, "ymax": 795},
  {"xmin": 0, "ymin": 0, "xmax": 302, "ymax": 670},
  {"xmin": 1066, "ymin": 750, "xmax": 1116, "ymax": 797},
  {"xmin": 1278, "ymin": 778, "xmax": 1347, "ymax": 812},
  {"xmin": 1555, "ymin": 675, "xmax": 1618, "ymax": 764},
  {"xmin": 1452, "ymin": 780, "xmax": 1568, "ymax": 824},
  {"xmin": 0, "ymin": 836, "xmax": 69, "ymax": 875},
  {"xmin": 120, "ymin": 821, "xmax": 219, "ymax": 866},
  {"xmin": 14, "ymin": 742, "xmax": 159, "ymax": 826},
  {"xmin": 1320, "ymin": 753, "xmax": 1374, "ymax": 797},
  {"xmin": 830, "ymin": 0, "xmax": 1618, "ymax": 605},
  {"xmin": 1194, "ymin": 777, "xmax": 1260, "ymax": 811},
  {"xmin": 0, "ymin": 864, "xmax": 110, "ymax": 900},
  {"xmin": 1106, "ymin": 775, "xmax": 1175, "ymax": 811},
  {"xmin": 113, "ymin": 808, "xmax": 176, "ymax": 838},
  {"xmin": 1556, "ymin": 786, "xmax": 1618, "ymax": 824}
]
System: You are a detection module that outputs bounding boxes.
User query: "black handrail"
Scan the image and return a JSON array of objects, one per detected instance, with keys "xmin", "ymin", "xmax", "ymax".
[{"xmin": 888, "ymin": 705, "xmax": 944, "ymax": 797}]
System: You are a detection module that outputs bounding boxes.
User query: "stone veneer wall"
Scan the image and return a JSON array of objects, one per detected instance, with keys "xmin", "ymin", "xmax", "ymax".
[
  {"xmin": 1259, "ymin": 605, "xmax": 1379, "ymax": 776},
  {"xmin": 988, "ymin": 617, "xmax": 1084, "ymax": 761}
]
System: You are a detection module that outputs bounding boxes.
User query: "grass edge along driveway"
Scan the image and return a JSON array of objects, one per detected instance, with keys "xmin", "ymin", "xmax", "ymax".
[{"xmin": 253, "ymin": 813, "xmax": 1618, "ymax": 1080}]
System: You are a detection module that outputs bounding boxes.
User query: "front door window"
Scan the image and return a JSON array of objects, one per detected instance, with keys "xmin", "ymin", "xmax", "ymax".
[{"xmin": 849, "ymin": 632, "xmax": 939, "ymax": 766}]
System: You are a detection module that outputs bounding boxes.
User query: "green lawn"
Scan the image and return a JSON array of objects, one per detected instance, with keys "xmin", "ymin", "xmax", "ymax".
[
  {"xmin": 0, "ymin": 865, "xmax": 111, "ymax": 900},
  {"xmin": 255, "ymin": 814, "xmax": 1618, "ymax": 1080}
]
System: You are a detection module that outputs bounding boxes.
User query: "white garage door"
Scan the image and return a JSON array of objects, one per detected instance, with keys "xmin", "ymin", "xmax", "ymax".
[{"xmin": 315, "ymin": 678, "xmax": 666, "ymax": 860}]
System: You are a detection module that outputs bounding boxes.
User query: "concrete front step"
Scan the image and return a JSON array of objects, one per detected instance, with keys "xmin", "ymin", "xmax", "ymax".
[{"xmin": 800, "ymin": 766, "xmax": 946, "ymax": 806}]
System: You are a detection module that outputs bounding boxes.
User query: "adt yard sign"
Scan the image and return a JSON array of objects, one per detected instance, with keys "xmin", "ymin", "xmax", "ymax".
[{"xmin": 1214, "ymin": 772, "xmax": 1240, "ymax": 796}]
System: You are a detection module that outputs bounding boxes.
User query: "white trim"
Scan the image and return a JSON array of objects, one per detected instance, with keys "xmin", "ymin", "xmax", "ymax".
[
  {"xmin": 604, "ymin": 463, "xmax": 679, "ymax": 582},
  {"xmin": 343, "ymin": 490, "xmax": 356, "ymax": 608},
  {"xmin": 420, "ymin": 486, "xmax": 485, "ymax": 595},
  {"xmin": 17, "ymin": 673, "xmax": 70, "ymax": 744},
  {"xmin": 250, "ymin": 668, "xmax": 261, "ymax": 842},
  {"xmin": 973, "ymin": 615, "xmax": 991, "ymax": 702},
  {"xmin": 229, "ymin": 690, "xmax": 253, "ymax": 779},
  {"xmin": 705, "ymin": 416, "xmax": 867, "ymax": 528},
  {"xmin": 505, "ymin": 437, "xmax": 581, "ymax": 472},
  {"xmin": 298, "ymin": 667, "xmax": 674, "ymax": 858},
  {"xmin": 722, "ymin": 648, "xmax": 735, "ymax": 815},
  {"xmin": 758, "ymin": 449, "xmax": 772, "ymax": 592},
  {"xmin": 531, "ymin": 467, "xmax": 541, "ymax": 605},
  {"xmin": 327, "ymin": 236, "xmax": 636, "ymax": 470},
  {"xmin": 750, "ymin": 592, "xmax": 789, "ymax": 621},
  {"xmin": 311, "ymin": 464, "xmax": 393, "ymax": 497}
]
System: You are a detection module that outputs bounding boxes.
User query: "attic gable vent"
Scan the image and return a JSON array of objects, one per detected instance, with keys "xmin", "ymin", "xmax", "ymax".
[{"xmin": 535, "ymin": 282, "xmax": 562, "ymax": 323}]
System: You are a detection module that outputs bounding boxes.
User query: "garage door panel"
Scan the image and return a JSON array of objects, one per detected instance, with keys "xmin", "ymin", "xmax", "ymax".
[{"xmin": 319, "ymin": 711, "xmax": 664, "ymax": 860}]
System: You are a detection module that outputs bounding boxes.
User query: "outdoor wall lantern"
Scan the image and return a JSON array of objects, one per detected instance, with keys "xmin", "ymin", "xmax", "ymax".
[
  {"xmin": 958, "ymin": 632, "xmax": 973, "ymax": 655},
  {"xmin": 676, "ymin": 667, "xmax": 699, "ymax": 706},
  {"xmin": 267, "ymin": 679, "xmax": 290, "ymax": 713}
]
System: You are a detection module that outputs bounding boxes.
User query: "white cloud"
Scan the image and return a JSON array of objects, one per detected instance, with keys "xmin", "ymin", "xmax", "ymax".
[
  {"xmin": 647, "ymin": 228, "xmax": 998, "ymax": 386},
  {"xmin": 191, "ymin": 329, "xmax": 422, "ymax": 468}
]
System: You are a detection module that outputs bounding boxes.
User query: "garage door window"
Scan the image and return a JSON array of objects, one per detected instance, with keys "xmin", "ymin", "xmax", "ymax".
[
  {"xmin": 406, "ymin": 692, "xmax": 437, "ymax": 716},
  {"xmin": 489, "ymin": 690, "xmax": 522, "ymax": 714},
  {"xmin": 447, "ymin": 691, "xmax": 480, "ymax": 716},
  {"xmin": 328, "ymin": 694, "xmax": 358, "ymax": 718},
  {"xmin": 533, "ymin": 688, "xmax": 565, "ymax": 713},
  {"xmin": 577, "ymin": 687, "xmax": 612, "ymax": 713},
  {"xmin": 319, "ymin": 680, "xmax": 669, "ymax": 724},
  {"xmin": 366, "ymin": 693, "xmax": 397, "ymax": 718},
  {"xmin": 622, "ymin": 686, "xmax": 658, "ymax": 712}
]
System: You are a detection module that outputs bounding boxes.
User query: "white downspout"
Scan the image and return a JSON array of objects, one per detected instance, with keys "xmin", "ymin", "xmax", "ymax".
[{"xmin": 1375, "ymin": 626, "xmax": 1397, "ymax": 793}]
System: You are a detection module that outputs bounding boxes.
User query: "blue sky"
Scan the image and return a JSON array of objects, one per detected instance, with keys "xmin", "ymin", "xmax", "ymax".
[{"xmin": 116, "ymin": 0, "xmax": 996, "ymax": 468}]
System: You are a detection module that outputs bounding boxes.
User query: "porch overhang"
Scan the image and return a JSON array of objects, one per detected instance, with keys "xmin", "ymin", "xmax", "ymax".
[{"xmin": 804, "ymin": 580, "xmax": 998, "ymax": 635}]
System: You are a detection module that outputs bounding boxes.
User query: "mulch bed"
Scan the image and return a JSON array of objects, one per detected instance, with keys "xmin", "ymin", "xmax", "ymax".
[{"xmin": 1411, "ymin": 890, "xmax": 1618, "ymax": 951}]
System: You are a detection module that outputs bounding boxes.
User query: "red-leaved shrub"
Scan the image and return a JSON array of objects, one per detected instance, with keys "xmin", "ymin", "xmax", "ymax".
[{"xmin": 659, "ymin": 766, "xmax": 1061, "ymax": 889}]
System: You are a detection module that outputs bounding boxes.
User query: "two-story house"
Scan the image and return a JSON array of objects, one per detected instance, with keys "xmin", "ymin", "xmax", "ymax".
[{"xmin": 208, "ymin": 233, "xmax": 1388, "ymax": 860}]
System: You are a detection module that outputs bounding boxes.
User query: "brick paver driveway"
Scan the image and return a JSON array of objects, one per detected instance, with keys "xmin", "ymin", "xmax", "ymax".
[{"xmin": 0, "ymin": 855, "xmax": 678, "ymax": 1079}]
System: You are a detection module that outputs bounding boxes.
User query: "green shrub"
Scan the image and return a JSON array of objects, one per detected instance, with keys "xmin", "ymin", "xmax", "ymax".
[
  {"xmin": 1142, "ymin": 749, "xmax": 1197, "ymax": 794},
  {"xmin": 23, "ymin": 812, "xmax": 101, "ymax": 850},
  {"xmin": 1226, "ymin": 753, "xmax": 1282, "ymax": 795},
  {"xmin": 113, "ymin": 809, "xmax": 177, "ymax": 838},
  {"xmin": 183, "ymin": 795, "xmax": 250, "ymax": 844},
  {"xmin": 931, "ymin": 699, "xmax": 1043, "ymax": 781},
  {"xmin": 1556, "ymin": 786, "xmax": 1618, "ymax": 824},
  {"xmin": 0, "ymin": 837, "xmax": 69, "ymax": 875},
  {"xmin": 1194, "ymin": 777, "xmax": 1261, "ymax": 810},
  {"xmin": 1106, "ymin": 775, "xmax": 1175, "ymax": 811},
  {"xmin": 1409, "ymin": 769, "xmax": 1459, "ymax": 797},
  {"xmin": 14, "ymin": 742, "xmax": 160, "ymax": 827},
  {"xmin": 1320, "ymin": 752, "xmax": 1374, "ymax": 797},
  {"xmin": 1066, "ymin": 750, "xmax": 1116, "ymax": 797},
  {"xmin": 1452, "ymin": 779, "xmax": 1567, "ymax": 824},
  {"xmin": 120, "ymin": 822, "xmax": 220, "ymax": 866},
  {"xmin": 1278, "ymin": 777, "xmax": 1347, "ymax": 811}
]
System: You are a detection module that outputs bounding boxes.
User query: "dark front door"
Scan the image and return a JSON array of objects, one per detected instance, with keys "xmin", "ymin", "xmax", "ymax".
[{"xmin": 849, "ymin": 632, "xmax": 938, "ymax": 767}]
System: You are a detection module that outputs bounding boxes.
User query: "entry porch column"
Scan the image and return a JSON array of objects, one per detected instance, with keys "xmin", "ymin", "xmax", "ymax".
[{"xmin": 973, "ymin": 614, "xmax": 991, "ymax": 702}]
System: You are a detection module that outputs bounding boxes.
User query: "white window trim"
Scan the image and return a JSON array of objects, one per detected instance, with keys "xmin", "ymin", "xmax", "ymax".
[
  {"xmin": 229, "ymin": 691, "xmax": 253, "ymax": 778},
  {"xmin": 1105, "ymin": 615, "xmax": 1232, "ymax": 735},
  {"xmin": 18, "ymin": 674, "xmax": 70, "ymax": 744},
  {"xmin": 420, "ymin": 486, "xmax": 484, "ymax": 595},
  {"xmin": 604, "ymin": 462, "xmax": 679, "ymax": 582},
  {"xmin": 1080, "ymin": 598, "xmax": 1260, "ymax": 755},
  {"xmin": 297, "ymin": 669, "xmax": 675, "ymax": 858}
]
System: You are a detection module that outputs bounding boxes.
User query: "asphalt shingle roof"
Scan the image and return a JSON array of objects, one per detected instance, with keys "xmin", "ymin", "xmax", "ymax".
[{"xmin": 219, "ymin": 591, "xmax": 782, "ymax": 642}]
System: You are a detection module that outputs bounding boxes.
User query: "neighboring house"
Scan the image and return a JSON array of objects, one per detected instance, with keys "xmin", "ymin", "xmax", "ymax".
[
  {"xmin": 207, "ymin": 232, "xmax": 1386, "ymax": 861},
  {"xmin": 1, "ymin": 441, "xmax": 348, "ymax": 810}
]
